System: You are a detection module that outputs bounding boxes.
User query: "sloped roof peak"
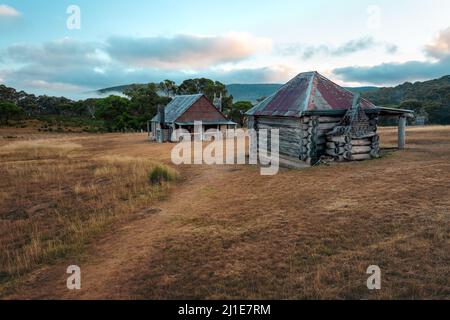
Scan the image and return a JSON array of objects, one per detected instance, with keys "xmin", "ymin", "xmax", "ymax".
[
  {"xmin": 247, "ymin": 71, "xmax": 376, "ymax": 117},
  {"xmin": 151, "ymin": 94, "xmax": 204, "ymax": 123}
]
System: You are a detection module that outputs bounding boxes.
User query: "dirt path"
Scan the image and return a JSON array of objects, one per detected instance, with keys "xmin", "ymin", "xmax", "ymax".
[
  {"xmin": 0, "ymin": 133, "xmax": 228, "ymax": 300},
  {"xmin": 5, "ymin": 163, "xmax": 223, "ymax": 300}
]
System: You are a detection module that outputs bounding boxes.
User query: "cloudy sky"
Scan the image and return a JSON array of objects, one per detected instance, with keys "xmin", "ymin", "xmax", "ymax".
[{"xmin": 1, "ymin": 0, "xmax": 450, "ymax": 98}]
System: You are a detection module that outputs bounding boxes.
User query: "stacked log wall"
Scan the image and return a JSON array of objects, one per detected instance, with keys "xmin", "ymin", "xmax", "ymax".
[
  {"xmin": 255, "ymin": 117, "xmax": 303, "ymax": 159},
  {"xmin": 253, "ymin": 113, "xmax": 379, "ymax": 166},
  {"xmin": 299, "ymin": 116, "xmax": 343, "ymax": 165},
  {"xmin": 325, "ymin": 114, "xmax": 380, "ymax": 162}
]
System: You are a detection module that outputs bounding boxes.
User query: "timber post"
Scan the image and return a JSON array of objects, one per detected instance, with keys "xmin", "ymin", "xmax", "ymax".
[{"xmin": 398, "ymin": 115, "xmax": 407, "ymax": 150}]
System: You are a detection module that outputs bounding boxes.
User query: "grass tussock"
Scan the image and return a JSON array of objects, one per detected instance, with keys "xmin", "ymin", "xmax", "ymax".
[
  {"xmin": 149, "ymin": 164, "xmax": 179, "ymax": 185},
  {"xmin": 0, "ymin": 141, "xmax": 178, "ymax": 290}
]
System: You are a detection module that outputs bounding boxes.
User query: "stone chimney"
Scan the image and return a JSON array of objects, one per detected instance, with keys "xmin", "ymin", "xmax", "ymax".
[
  {"xmin": 158, "ymin": 105, "xmax": 165, "ymax": 127},
  {"xmin": 213, "ymin": 92, "xmax": 223, "ymax": 112}
]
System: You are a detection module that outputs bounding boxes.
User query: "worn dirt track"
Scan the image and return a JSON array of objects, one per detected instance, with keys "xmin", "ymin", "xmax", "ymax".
[{"xmin": 5, "ymin": 164, "xmax": 220, "ymax": 299}]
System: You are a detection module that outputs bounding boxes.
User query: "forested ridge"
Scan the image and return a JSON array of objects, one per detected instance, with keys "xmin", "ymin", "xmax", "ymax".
[
  {"xmin": 0, "ymin": 79, "xmax": 252, "ymax": 132},
  {"xmin": 361, "ymin": 75, "xmax": 450, "ymax": 124}
]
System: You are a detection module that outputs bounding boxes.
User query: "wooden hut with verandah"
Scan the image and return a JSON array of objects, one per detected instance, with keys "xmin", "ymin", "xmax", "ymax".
[
  {"xmin": 246, "ymin": 71, "xmax": 414, "ymax": 168},
  {"xmin": 150, "ymin": 94, "xmax": 236, "ymax": 143}
]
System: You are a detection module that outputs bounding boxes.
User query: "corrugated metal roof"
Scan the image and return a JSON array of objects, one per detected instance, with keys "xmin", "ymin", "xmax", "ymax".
[
  {"xmin": 246, "ymin": 71, "xmax": 376, "ymax": 117},
  {"xmin": 151, "ymin": 94, "xmax": 203, "ymax": 123}
]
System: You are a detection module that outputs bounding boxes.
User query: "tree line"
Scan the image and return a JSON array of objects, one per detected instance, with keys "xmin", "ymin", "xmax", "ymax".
[
  {"xmin": 362, "ymin": 75, "xmax": 450, "ymax": 125},
  {"xmin": 0, "ymin": 78, "xmax": 253, "ymax": 131}
]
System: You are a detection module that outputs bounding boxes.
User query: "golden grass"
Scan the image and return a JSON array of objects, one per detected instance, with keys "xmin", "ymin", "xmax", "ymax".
[
  {"xmin": 0, "ymin": 139, "xmax": 82, "ymax": 160},
  {"xmin": 0, "ymin": 138, "xmax": 177, "ymax": 288},
  {"xmin": 1, "ymin": 127, "xmax": 449, "ymax": 299},
  {"xmin": 124, "ymin": 126, "xmax": 450, "ymax": 300},
  {"xmin": 149, "ymin": 164, "xmax": 179, "ymax": 185}
]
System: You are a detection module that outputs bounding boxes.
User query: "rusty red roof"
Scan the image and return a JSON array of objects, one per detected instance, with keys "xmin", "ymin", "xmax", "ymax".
[
  {"xmin": 247, "ymin": 71, "xmax": 376, "ymax": 117},
  {"xmin": 151, "ymin": 94, "xmax": 236, "ymax": 125}
]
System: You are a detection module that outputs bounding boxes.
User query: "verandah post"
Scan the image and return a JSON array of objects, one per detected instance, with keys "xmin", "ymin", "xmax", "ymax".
[{"xmin": 398, "ymin": 115, "xmax": 407, "ymax": 150}]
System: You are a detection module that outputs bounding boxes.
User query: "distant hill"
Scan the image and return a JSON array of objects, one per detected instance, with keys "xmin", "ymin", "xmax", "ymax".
[
  {"xmin": 361, "ymin": 75, "xmax": 450, "ymax": 124},
  {"xmin": 346, "ymin": 86, "xmax": 379, "ymax": 94},
  {"xmin": 226, "ymin": 84, "xmax": 283, "ymax": 103},
  {"xmin": 95, "ymin": 83, "xmax": 379, "ymax": 103},
  {"xmin": 96, "ymin": 84, "xmax": 136, "ymax": 95},
  {"xmin": 361, "ymin": 75, "xmax": 450, "ymax": 106},
  {"xmin": 95, "ymin": 83, "xmax": 285, "ymax": 102}
]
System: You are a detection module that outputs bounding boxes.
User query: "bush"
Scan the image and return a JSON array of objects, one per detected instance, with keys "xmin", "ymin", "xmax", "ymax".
[
  {"xmin": 148, "ymin": 165, "xmax": 179, "ymax": 185},
  {"xmin": 0, "ymin": 102, "xmax": 23, "ymax": 125}
]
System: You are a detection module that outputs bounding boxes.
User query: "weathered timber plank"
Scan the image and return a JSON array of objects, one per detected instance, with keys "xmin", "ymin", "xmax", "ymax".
[
  {"xmin": 317, "ymin": 122, "xmax": 340, "ymax": 130},
  {"xmin": 351, "ymin": 139, "xmax": 372, "ymax": 146},
  {"xmin": 349, "ymin": 153, "xmax": 372, "ymax": 161},
  {"xmin": 328, "ymin": 135, "xmax": 351, "ymax": 144},
  {"xmin": 317, "ymin": 116, "xmax": 343, "ymax": 123},
  {"xmin": 351, "ymin": 146, "xmax": 372, "ymax": 154}
]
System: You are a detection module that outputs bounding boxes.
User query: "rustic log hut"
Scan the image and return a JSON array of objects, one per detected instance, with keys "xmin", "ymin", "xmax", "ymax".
[
  {"xmin": 246, "ymin": 71, "xmax": 414, "ymax": 167},
  {"xmin": 150, "ymin": 94, "xmax": 236, "ymax": 143}
]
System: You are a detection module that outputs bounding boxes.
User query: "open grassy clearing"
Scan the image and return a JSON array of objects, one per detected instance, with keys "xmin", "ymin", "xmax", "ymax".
[
  {"xmin": 126, "ymin": 127, "xmax": 450, "ymax": 299},
  {"xmin": 0, "ymin": 126, "xmax": 449, "ymax": 299}
]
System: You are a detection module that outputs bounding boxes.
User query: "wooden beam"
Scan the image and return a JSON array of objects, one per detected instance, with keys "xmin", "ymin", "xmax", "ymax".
[{"xmin": 398, "ymin": 116, "xmax": 407, "ymax": 150}]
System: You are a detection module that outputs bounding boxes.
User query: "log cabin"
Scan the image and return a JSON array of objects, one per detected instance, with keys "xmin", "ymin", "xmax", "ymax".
[
  {"xmin": 246, "ymin": 71, "xmax": 414, "ymax": 168},
  {"xmin": 150, "ymin": 94, "xmax": 236, "ymax": 142}
]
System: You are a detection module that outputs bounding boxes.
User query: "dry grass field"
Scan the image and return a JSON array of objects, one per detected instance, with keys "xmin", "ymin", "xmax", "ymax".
[{"xmin": 0, "ymin": 126, "xmax": 449, "ymax": 299}]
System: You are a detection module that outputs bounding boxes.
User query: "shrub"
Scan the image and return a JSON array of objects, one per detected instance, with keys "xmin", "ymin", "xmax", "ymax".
[{"xmin": 148, "ymin": 165, "xmax": 179, "ymax": 185}]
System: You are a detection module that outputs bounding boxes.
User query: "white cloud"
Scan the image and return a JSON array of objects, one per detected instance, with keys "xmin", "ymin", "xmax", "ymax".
[
  {"xmin": 279, "ymin": 37, "xmax": 397, "ymax": 60},
  {"xmin": 93, "ymin": 67, "xmax": 105, "ymax": 74},
  {"xmin": 106, "ymin": 32, "xmax": 272, "ymax": 70},
  {"xmin": 5, "ymin": 38, "xmax": 106, "ymax": 67},
  {"xmin": 26, "ymin": 80, "xmax": 82, "ymax": 92},
  {"xmin": 0, "ymin": 35, "xmax": 274, "ymax": 93},
  {"xmin": 0, "ymin": 33, "xmax": 280, "ymax": 97},
  {"xmin": 0, "ymin": 4, "xmax": 20, "ymax": 17},
  {"xmin": 333, "ymin": 27, "xmax": 450, "ymax": 85},
  {"xmin": 425, "ymin": 27, "xmax": 450, "ymax": 59},
  {"xmin": 210, "ymin": 65, "xmax": 296, "ymax": 84}
]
